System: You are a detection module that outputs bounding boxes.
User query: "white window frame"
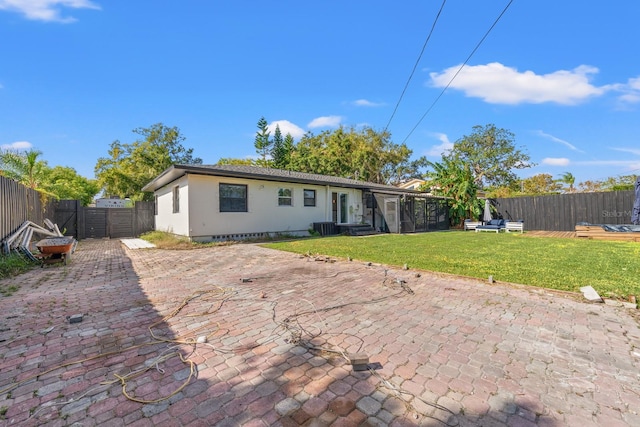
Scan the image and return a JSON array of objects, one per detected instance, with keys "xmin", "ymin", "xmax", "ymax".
[{"xmin": 278, "ymin": 188, "xmax": 293, "ymax": 206}]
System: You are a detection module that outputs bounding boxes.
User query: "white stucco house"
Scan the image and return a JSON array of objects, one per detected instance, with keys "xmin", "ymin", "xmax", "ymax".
[{"xmin": 142, "ymin": 164, "xmax": 448, "ymax": 241}]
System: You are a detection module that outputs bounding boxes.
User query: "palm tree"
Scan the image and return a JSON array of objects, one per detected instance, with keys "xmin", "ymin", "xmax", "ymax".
[
  {"xmin": 557, "ymin": 172, "xmax": 575, "ymax": 193},
  {"xmin": 0, "ymin": 149, "xmax": 47, "ymax": 189}
]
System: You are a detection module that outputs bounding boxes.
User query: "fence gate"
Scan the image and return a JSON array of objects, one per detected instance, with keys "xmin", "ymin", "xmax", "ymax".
[
  {"xmin": 53, "ymin": 200, "xmax": 80, "ymax": 237},
  {"xmin": 52, "ymin": 200, "xmax": 155, "ymax": 240},
  {"xmin": 107, "ymin": 208, "xmax": 135, "ymax": 238}
]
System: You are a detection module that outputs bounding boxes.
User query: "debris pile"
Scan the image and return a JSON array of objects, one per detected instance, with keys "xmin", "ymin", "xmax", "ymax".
[{"xmin": 1, "ymin": 219, "xmax": 64, "ymax": 260}]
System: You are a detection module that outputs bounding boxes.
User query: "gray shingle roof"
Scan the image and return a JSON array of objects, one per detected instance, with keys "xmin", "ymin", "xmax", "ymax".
[{"xmin": 142, "ymin": 164, "xmax": 428, "ymax": 195}]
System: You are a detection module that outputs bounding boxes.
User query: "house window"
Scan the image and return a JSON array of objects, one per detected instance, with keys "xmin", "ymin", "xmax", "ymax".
[
  {"xmin": 278, "ymin": 188, "xmax": 293, "ymax": 206},
  {"xmin": 220, "ymin": 183, "xmax": 247, "ymax": 212},
  {"xmin": 172, "ymin": 186, "xmax": 180, "ymax": 213},
  {"xmin": 303, "ymin": 189, "xmax": 316, "ymax": 207}
]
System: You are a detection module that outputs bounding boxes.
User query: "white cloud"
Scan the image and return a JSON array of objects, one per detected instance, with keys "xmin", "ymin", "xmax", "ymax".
[
  {"xmin": 308, "ymin": 116, "xmax": 342, "ymax": 129},
  {"xmin": 542, "ymin": 157, "xmax": 571, "ymax": 166},
  {"xmin": 267, "ymin": 120, "xmax": 305, "ymax": 140},
  {"xmin": 576, "ymin": 159, "xmax": 640, "ymax": 167},
  {"xmin": 429, "ymin": 63, "xmax": 609, "ymax": 105},
  {"xmin": 536, "ymin": 130, "xmax": 583, "ymax": 153},
  {"xmin": 615, "ymin": 76, "xmax": 640, "ymax": 105},
  {"xmin": 612, "ymin": 147, "xmax": 640, "ymax": 156},
  {"xmin": 352, "ymin": 99, "xmax": 384, "ymax": 107},
  {"xmin": 0, "ymin": 0, "xmax": 100, "ymax": 23},
  {"xmin": 1, "ymin": 140, "xmax": 33, "ymax": 151},
  {"xmin": 424, "ymin": 132, "xmax": 453, "ymax": 157}
]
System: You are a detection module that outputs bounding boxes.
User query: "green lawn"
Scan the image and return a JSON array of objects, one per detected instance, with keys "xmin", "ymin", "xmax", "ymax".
[{"xmin": 263, "ymin": 231, "xmax": 640, "ymax": 299}]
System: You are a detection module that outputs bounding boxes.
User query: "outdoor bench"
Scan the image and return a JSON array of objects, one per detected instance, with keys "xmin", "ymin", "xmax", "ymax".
[
  {"xmin": 464, "ymin": 220, "xmax": 482, "ymax": 231},
  {"xmin": 475, "ymin": 219, "xmax": 506, "ymax": 233},
  {"xmin": 505, "ymin": 221, "xmax": 524, "ymax": 233}
]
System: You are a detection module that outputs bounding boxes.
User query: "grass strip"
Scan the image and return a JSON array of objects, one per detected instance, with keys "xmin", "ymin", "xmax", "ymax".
[{"xmin": 263, "ymin": 231, "xmax": 640, "ymax": 299}]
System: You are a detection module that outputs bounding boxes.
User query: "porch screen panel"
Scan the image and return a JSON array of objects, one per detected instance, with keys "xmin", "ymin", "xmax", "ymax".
[{"xmin": 414, "ymin": 199, "xmax": 427, "ymax": 232}]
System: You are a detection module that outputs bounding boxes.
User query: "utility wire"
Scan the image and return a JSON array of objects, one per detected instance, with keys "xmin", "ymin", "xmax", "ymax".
[
  {"xmin": 384, "ymin": 0, "xmax": 448, "ymax": 132},
  {"xmin": 401, "ymin": 0, "xmax": 514, "ymax": 144}
]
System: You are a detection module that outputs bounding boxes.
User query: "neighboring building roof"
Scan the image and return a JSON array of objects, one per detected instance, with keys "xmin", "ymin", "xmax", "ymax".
[
  {"xmin": 142, "ymin": 164, "xmax": 431, "ymax": 195},
  {"xmin": 397, "ymin": 178, "xmax": 426, "ymax": 190}
]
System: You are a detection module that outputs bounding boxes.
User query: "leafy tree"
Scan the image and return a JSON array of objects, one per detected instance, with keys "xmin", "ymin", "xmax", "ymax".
[
  {"xmin": 445, "ymin": 124, "xmax": 533, "ymax": 188},
  {"xmin": 577, "ymin": 180, "xmax": 602, "ymax": 193},
  {"xmin": 289, "ymin": 126, "xmax": 425, "ymax": 184},
  {"xmin": 95, "ymin": 123, "xmax": 202, "ymax": 201},
  {"xmin": 601, "ymin": 175, "xmax": 636, "ymax": 191},
  {"xmin": 1, "ymin": 149, "xmax": 100, "ymax": 204},
  {"xmin": 487, "ymin": 185, "xmax": 516, "ymax": 198},
  {"xmin": 0, "ymin": 149, "xmax": 48, "ymax": 190},
  {"xmin": 426, "ymin": 157, "xmax": 480, "ymax": 226},
  {"xmin": 521, "ymin": 174, "xmax": 562, "ymax": 195},
  {"xmin": 42, "ymin": 166, "xmax": 100, "ymax": 206},
  {"xmin": 556, "ymin": 172, "xmax": 575, "ymax": 193},
  {"xmin": 254, "ymin": 117, "xmax": 272, "ymax": 166}
]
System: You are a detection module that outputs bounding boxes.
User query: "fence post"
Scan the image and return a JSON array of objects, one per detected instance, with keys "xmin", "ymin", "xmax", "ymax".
[{"xmin": 77, "ymin": 200, "xmax": 85, "ymax": 240}]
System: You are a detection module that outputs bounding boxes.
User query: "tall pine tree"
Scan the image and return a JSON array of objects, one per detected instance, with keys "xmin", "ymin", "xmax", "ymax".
[
  {"xmin": 271, "ymin": 125, "xmax": 286, "ymax": 169},
  {"xmin": 254, "ymin": 117, "xmax": 272, "ymax": 166}
]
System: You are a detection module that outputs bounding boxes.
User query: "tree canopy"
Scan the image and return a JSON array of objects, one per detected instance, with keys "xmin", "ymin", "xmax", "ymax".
[
  {"xmin": 522, "ymin": 174, "xmax": 563, "ymax": 195},
  {"xmin": 42, "ymin": 166, "xmax": 101, "ymax": 206},
  {"xmin": 289, "ymin": 126, "xmax": 426, "ymax": 184},
  {"xmin": 555, "ymin": 172, "xmax": 576, "ymax": 193},
  {"xmin": 445, "ymin": 124, "xmax": 533, "ymax": 188},
  {"xmin": 0, "ymin": 149, "xmax": 48, "ymax": 190},
  {"xmin": 425, "ymin": 157, "xmax": 480, "ymax": 226},
  {"xmin": 219, "ymin": 118, "xmax": 425, "ymax": 185},
  {"xmin": 1, "ymin": 149, "xmax": 99, "ymax": 205},
  {"xmin": 95, "ymin": 123, "xmax": 202, "ymax": 201}
]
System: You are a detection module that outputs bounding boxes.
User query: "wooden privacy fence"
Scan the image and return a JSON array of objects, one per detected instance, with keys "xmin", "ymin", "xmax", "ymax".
[
  {"xmin": 0, "ymin": 176, "xmax": 57, "ymax": 240},
  {"xmin": 493, "ymin": 190, "xmax": 636, "ymax": 231},
  {"xmin": 54, "ymin": 200, "xmax": 155, "ymax": 239},
  {"xmin": 1, "ymin": 176, "xmax": 155, "ymax": 241}
]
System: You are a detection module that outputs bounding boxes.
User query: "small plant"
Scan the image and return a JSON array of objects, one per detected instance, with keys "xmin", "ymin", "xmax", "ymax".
[
  {"xmin": 0, "ymin": 252, "xmax": 35, "ymax": 282},
  {"xmin": 308, "ymin": 228, "xmax": 321, "ymax": 237},
  {"xmin": 0, "ymin": 406, "xmax": 7, "ymax": 419},
  {"xmin": 0, "ymin": 285, "xmax": 19, "ymax": 297}
]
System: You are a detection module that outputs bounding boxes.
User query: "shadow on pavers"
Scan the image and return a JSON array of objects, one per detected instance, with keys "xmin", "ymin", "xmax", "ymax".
[{"xmin": 0, "ymin": 239, "xmax": 189, "ymax": 425}]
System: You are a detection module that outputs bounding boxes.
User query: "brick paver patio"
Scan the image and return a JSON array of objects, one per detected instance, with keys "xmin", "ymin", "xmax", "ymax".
[{"xmin": 1, "ymin": 239, "xmax": 639, "ymax": 426}]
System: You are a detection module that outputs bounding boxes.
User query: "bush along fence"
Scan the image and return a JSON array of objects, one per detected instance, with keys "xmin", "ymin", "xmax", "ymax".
[{"xmin": 493, "ymin": 190, "xmax": 636, "ymax": 231}]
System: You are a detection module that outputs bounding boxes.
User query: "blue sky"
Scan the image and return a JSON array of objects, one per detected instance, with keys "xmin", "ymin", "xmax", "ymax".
[{"xmin": 1, "ymin": 1, "xmax": 639, "ymax": 186}]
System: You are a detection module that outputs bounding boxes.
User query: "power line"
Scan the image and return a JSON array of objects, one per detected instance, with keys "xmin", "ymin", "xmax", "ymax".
[
  {"xmin": 401, "ymin": 0, "xmax": 514, "ymax": 144},
  {"xmin": 384, "ymin": 0, "xmax": 448, "ymax": 132}
]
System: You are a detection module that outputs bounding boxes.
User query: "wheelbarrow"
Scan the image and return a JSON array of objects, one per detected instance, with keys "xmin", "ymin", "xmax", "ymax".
[{"xmin": 35, "ymin": 237, "xmax": 77, "ymax": 266}]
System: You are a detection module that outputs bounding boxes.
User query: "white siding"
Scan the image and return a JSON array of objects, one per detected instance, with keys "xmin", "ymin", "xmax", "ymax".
[
  {"xmin": 181, "ymin": 174, "xmax": 362, "ymax": 239},
  {"xmin": 154, "ymin": 175, "xmax": 190, "ymax": 236}
]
